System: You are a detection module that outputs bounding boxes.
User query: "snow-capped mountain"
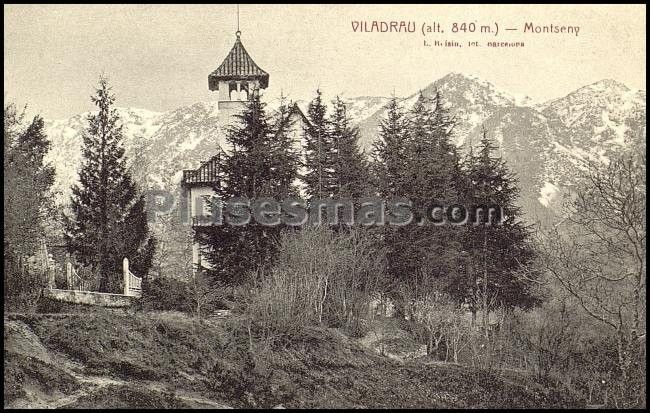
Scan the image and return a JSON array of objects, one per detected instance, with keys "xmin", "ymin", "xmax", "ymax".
[
  {"xmin": 352, "ymin": 74, "xmax": 645, "ymax": 222},
  {"xmin": 45, "ymin": 107, "xmax": 163, "ymax": 203},
  {"xmin": 355, "ymin": 72, "xmax": 535, "ymax": 153},
  {"xmin": 44, "ymin": 102, "xmax": 228, "ymax": 205},
  {"xmin": 43, "ymin": 73, "xmax": 645, "ymax": 225},
  {"xmin": 540, "ymin": 79, "xmax": 646, "ymax": 161}
]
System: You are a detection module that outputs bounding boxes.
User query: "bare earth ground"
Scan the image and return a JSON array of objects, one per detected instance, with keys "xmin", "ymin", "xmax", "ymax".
[{"xmin": 4, "ymin": 309, "xmax": 581, "ymax": 408}]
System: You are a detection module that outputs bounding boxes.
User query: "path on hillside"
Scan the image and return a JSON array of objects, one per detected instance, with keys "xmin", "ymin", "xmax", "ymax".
[{"xmin": 5, "ymin": 316, "xmax": 232, "ymax": 409}]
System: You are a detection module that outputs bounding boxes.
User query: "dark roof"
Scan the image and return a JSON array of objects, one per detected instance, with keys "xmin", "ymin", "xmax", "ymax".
[
  {"xmin": 275, "ymin": 103, "xmax": 311, "ymax": 134},
  {"xmin": 208, "ymin": 34, "xmax": 269, "ymax": 90},
  {"xmin": 182, "ymin": 154, "xmax": 221, "ymax": 187}
]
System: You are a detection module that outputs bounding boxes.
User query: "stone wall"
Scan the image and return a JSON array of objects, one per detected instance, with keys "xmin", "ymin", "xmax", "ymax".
[{"xmin": 43, "ymin": 289, "xmax": 137, "ymax": 308}]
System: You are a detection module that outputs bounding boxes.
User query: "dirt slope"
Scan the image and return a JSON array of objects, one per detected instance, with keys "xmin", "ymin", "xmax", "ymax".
[{"xmin": 4, "ymin": 311, "xmax": 580, "ymax": 408}]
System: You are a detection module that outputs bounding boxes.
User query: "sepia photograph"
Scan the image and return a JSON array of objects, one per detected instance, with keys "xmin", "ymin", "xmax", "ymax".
[{"xmin": 3, "ymin": 3, "xmax": 646, "ymax": 409}]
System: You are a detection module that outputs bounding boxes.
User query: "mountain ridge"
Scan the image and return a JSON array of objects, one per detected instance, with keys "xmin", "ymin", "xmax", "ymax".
[{"xmin": 43, "ymin": 73, "xmax": 646, "ymax": 224}]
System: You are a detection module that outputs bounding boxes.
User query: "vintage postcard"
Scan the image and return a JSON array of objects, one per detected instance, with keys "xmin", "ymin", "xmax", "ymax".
[{"xmin": 4, "ymin": 4, "xmax": 646, "ymax": 409}]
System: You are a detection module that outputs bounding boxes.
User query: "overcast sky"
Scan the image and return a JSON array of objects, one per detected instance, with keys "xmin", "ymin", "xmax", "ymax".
[{"xmin": 4, "ymin": 4, "xmax": 646, "ymax": 119}]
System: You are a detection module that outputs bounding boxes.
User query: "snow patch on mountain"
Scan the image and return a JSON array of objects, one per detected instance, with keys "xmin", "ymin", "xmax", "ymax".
[
  {"xmin": 344, "ymin": 96, "xmax": 390, "ymax": 122},
  {"xmin": 538, "ymin": 181, "xmax": 560, "ymax": 208},
  {"xmin": 595, "ymin": 110, "xmax": 628, "ymax": 145}
]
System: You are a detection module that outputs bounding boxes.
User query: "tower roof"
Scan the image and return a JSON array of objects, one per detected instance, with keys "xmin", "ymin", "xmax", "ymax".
[{"xmin": 208, "ymin": 33, "xmax": 269, "ymax": 91}]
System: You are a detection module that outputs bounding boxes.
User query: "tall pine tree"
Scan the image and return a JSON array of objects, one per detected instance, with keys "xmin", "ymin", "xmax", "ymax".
[
  {"xmin": 404, "ymin": 91, "xmax": 460, "ymax": 211},
  {"xmin": 302, "ymin": 90, "xmax": 337, "ymax": 198},
  {"xmin": 391, "ymin": 91, "xmax": 464, "ymax": 291},
  {"xmin": 4, "ymin": 104, "xmax": 56, "ymax": 307},
  {"xmin": 330, "ymin": 96, "xmax": 369, "ymax": 199},
  {"xmin": 372, "ymin": 96, "xmax": 408, "ymax": 199},
  {"xmin": 4, "ymin": 107, "xmax": 56, "ymax": 259},
  {"xmin": 197, "ymin": 91, "xmax": 298, "ymax": 285},
  {"xmin": 64, "ymin": 77, "xmax": 155, "ymax": 293},
  {"xmin": 270, "ymin": 95, "xmax": 302, "ymax": 198},
  {"xmin": 454, "ymin": 130, "xmax": 541, "ymax": 317},
  {"xmin": 371, "ymin": 97, "xmax": 410, "ymax": 287}
]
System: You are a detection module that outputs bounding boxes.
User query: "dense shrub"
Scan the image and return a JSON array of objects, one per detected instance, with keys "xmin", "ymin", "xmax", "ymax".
[
  {"xmin": 140, "ymin": 276, "xmax": 192, "ymax": 313},
  {"xmin": 3, "ymin": 253, "xmax": 47, "ymax": 312},
  {"xmin": 242, "ymin": 226, "xmax": 386, "ymax": 340}
]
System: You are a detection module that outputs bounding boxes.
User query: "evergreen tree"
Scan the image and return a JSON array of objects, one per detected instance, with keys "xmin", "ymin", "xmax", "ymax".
[
  {"xmin": 197, "ymin": 91, "xmax": 298, "ymax": 285},
  {"xmin": 391, "ymin": 91, "xmax": 464, "ymax": 290},
  {"xmin": 4, "ymin": 107, "xmax": 56, "ymax": 259},
  {"xmin": 217, "ymin": 91, "xmax": 297, "ymax": 200},
  {"xmin": 404, "ymin": 91, "xmax": 460, "ymax": 211},
  {"xmin": 302, "ymin": 90, "xmax": 337, "ymax": 198},
  {"xmin": 4, "ymin": 104, "xmax": 56, "ymax": 308},
  {"xmin": 330, "ymin": 96, "xmax": 370, "ymax": 199},
  {"xmin": 371, "ymin": 97, "xmax": 410, "ymax": 288},
  {"xmin": 376, "ymin": 89, "xmax": 463, "ymax": 311},
  {"xmin": 270, "ymin": 95, "xmax": 301, "ymax": 197},
  {"xmin": 372, "ymin": 96, "xmax": 408, "ymax": 199},
  {"xmin": 64, "ymin": 77, "xmax": 155, "ymax": 292},
  {"xmin": 453, "ymin": 129, "xmax": 541, "ymax": 315}
]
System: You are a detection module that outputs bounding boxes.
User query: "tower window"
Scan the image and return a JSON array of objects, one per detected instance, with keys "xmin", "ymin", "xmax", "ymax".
[
  {"xmin": 240, "ymin": 83, "xmax": 249, "ymax": 100},
  {"xmin": 228, "ymin": 82, "xmax": 238, "ymax": 100}
]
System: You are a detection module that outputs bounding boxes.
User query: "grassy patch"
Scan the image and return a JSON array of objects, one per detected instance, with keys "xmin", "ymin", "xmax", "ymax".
[{"xmin": 18, "ymin": 310, "xmax": 225, "ymax": 386}]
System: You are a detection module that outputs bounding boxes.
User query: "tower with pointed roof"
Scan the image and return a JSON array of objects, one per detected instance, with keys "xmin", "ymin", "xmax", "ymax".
[
  {"xmin": 182, "ymin": 24, "xmax": 311, "ymax": 275},
  {"xmin": 209, "ymin": 31, "xmax": 269, "ymax": 125}
]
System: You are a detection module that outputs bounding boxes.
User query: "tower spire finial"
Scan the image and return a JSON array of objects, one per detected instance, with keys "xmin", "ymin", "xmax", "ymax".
[{"xmin": 236, "ymin": 4, "xmax": 240, "ymax": 37}]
